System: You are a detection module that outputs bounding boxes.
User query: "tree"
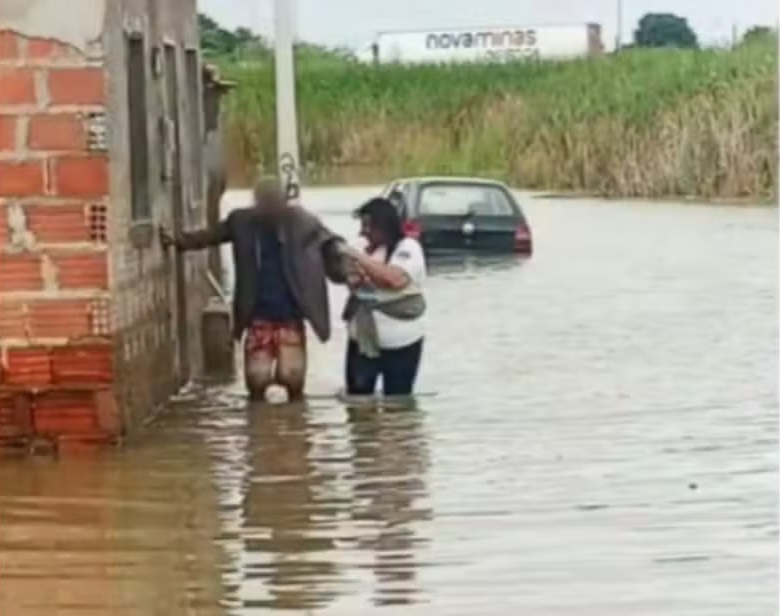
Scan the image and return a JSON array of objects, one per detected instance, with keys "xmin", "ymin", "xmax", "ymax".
[
  {"xmin": 633, "ymin": 13, "xmax": 699, "ymax": 49},
  {"xmin": 741, "ymin": 26, "xmax": 777, "ymax": 46},
  {"xmin": 198, "ymin": 13, "xmax": 269, "ymax": 59},
  {"xmin": 198, "ymin": 13, "xmax": 235, "ymax": 56},
  {"xmin": 197, "ymin": 12, "xmax": 355, "ymax": 65}
]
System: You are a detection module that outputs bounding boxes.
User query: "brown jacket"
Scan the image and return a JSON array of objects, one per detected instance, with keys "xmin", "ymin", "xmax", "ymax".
[{"xmin": 177, "ymin": 206, "xmax": 346, "ymax": 341}]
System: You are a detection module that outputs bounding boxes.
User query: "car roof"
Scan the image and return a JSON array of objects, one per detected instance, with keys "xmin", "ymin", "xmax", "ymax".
[{"xmin": 392, "ymin": 176, "xmax": 511, "ymax": 189}]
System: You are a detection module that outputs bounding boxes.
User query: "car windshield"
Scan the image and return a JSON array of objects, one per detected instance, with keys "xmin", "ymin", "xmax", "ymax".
[{"xmin": 418, "ymin": 183, "xmax": 517, "ymax": 217}]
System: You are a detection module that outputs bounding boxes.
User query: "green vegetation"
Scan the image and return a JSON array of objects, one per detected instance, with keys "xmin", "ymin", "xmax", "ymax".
[
  {"xmin": 740, "ymin": 25, "xmax": 778, "ymax": 47},
  {"xmin": 198, "ymin": 13, "xmax": 355, "ymax": 67},
  {"xmin": 632, "ymin": 13, "xmax": 699, "ymax": 49},
  {"xmin": 201, "ymin": 9, "xmax": 777, "ymax": 200}
]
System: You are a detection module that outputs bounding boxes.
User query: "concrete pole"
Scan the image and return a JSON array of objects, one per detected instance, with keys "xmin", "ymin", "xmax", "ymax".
[
  {"xmin": 274, "ymin": 0, "xmax": 302, "ymax": 205},
  {"xmin": 615, "ymin": 0, "xmax": 623, "ymax": 51}
]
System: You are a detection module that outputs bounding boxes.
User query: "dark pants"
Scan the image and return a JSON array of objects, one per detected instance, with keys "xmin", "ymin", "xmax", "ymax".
[{"xmin": 345, "ymin": 338, "xmax": 424, "ymax": 396}]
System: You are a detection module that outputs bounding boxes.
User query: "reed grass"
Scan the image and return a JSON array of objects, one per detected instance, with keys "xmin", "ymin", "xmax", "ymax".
[{"xmin": 220, "ymin": 39, "xmax": 778, "ymax": 199}]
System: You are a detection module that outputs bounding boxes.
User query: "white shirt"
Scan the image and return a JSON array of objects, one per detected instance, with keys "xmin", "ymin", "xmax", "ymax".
[{"xmin": 349, "ymin": 237, "xmax": 427, "ymax": 350}]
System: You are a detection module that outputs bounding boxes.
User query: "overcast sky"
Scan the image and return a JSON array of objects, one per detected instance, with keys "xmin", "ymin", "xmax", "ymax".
[{"xmin": 199, "ymin": 0, "xmax": 778, "ymax": 50}]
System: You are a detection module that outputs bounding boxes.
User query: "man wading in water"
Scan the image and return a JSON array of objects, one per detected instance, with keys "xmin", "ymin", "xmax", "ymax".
[{"xmin": 162, "ymin": 176, "xmax": 348, "ymax": 402}]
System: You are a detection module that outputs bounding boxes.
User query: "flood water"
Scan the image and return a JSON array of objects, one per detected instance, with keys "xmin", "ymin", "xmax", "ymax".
[{"xmin": 0, "ymin": 188, "xmax": 777, "ymax": 615}]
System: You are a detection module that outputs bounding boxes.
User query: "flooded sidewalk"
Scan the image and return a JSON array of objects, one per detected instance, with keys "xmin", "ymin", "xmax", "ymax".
[{"xmin": 0, "ymin": 190, "xmax": 776, "ymax": 615}]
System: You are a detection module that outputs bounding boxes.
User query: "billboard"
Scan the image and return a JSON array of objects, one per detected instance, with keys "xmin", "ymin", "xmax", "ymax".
[{"xmin": 372, "ymin": 24, "xmax": 603, "ymax": 64}]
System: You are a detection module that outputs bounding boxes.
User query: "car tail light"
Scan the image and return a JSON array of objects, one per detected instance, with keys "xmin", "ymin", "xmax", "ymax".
[
  {"xmin": 514, "ymin": 225, "xmax": 532, "ymax": 252},
  {"xmin": 403, "ymin": 220, "xmax": 422, "ymax": 239}
]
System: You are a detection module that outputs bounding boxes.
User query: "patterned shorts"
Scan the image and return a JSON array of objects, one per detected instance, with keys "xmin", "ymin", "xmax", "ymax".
[{"xmin": 244, "ymin": 320, "xmax": 306, "ymax": 360}]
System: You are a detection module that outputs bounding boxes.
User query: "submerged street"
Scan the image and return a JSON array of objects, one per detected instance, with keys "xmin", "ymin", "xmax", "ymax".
[{"xmin": 0, "ymin": 189, "xmax": 776, "ymax": 615}]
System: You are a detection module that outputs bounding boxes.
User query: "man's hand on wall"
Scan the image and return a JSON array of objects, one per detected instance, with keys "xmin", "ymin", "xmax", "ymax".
[{"xmin": 158, "ymin": 226, "xmax": 176, "ymax": 250}]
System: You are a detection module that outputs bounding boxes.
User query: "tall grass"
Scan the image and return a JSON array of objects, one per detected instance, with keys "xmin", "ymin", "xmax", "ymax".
[{"xmin": 220, "ymin": 40, "xmax": 778, "ymax": 199}]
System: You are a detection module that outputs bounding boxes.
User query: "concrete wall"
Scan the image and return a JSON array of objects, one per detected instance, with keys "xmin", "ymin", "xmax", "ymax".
[
  {"xmin": 102, "ymin": 0, "xmax": 208, "ymax": 430},
  {"xmin": 0, "ymin": 0, "xmax": 210, "ymax": 450}
]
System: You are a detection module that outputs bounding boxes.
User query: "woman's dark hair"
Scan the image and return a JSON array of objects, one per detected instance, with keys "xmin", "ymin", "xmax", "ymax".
[{"xmin": 356, "ymin": 197, "xmax": 404, "ymax": 260}]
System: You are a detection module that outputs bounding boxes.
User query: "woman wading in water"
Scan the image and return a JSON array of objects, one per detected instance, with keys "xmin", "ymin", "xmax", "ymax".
[{"xmin": 341, "ymin": 198, "xmax": 427, "ymax": 397}]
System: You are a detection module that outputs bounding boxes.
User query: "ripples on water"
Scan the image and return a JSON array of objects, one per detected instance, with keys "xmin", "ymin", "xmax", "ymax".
[{"xmin": 0, "ymin": 189, "xmax": 776, "ymax": 615}]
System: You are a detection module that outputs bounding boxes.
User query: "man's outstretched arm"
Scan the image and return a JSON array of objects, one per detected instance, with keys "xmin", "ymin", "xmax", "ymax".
[{"xmin": 162, "ymin": 213, "xmax": 233, "ymax": 251}]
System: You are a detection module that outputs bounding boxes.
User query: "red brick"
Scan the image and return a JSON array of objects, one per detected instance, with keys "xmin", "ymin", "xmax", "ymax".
[
  {"xmin": 50, "ymin": 156, "xmax": 108, "ymax": 197},
  {"xmin": 48, "ymin": 68, "xmax": 105, "ymax": 105},
  {"xmin": 0, "ymin": 302, "xmax": 24, "ymax": 338},
  {"xmin": 51, "ymin": 342, "xmax": 113, "ymax": 385},
  {"xmin": 28, "ymin": 113, "xmax": 86, "ymax": 151},
  {"xmin": 0, "ymin": 31, "xmax": 19, "ymax": 60},
  {"xmin": 33, "ymin": 299, "xmax": 93, "ymax": 338},
  {"xmin": 28, "ymin": 38, "xmax": 78, "ymax": 61},
  {"xmin": 0, "ymin": 299, "xmax": 92, "ymax": 340},
  {"xmin": 0, "ymin": 114, "xmax": 16, "ymax": 151},
  {"xmin": 50, "ymin": 251, "xmax": 108, "ymax": 289},
  {"xmin": 0, "ymin": 161, "xmax": 46, "ymax": 197},
  {"xmin": 0, "ymin": 392, "xmax": 34, "ymax": 440},
  {"xmin": 0, "ymin": 68, "xmax": 36, "ymax": 105},
  {"xmin": 4, "ymin": 347, "xmax": 51, "ymax": 387},
  {"xmin": 36, "ymin": 204, "xmax": 91, "ymax": 243},
  {"xmin": 0, "ymin": 253, "xmax": 42, "ymax": 292},
  {"xmin": 34, "ymin": 391, "xmax": 98, "ymax": 435},
  {"xmin": 0, "ymin": 202, "xmax": 89, "ymax": 244}
]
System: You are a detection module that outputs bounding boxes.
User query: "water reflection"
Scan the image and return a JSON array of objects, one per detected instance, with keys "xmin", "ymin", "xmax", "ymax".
[
  {"xmin": 426, "ymin": 253, "xmax": 529, "ymax": 277},
  {"xmin": 0, "ymin": 430, "xmax": 225, "ymax": 616},
  {"xmin": 213, "ymin": 402, "xmax": 432, "ymax": 613},
  {"xmin": 241, "ymin": 404, "xmax": 341, "ymax": 610},
  {"xmin": 346, "ymin": 407, "xmax": 432, "ymax": 607}
]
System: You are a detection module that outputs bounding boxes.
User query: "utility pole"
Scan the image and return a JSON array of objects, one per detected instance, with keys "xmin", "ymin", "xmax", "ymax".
[
  {"xmin": 615, "ymin": 0, "xmax": 623, "ymax": 53},
  {"xmin": 273, "ymin": 0, "xmax": 301, "ymax": 205}
]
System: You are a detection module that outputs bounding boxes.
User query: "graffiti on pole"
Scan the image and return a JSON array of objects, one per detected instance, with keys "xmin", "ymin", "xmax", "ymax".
[{"xmin": 279, "ymin": 152, "xmax": 301, "ymax": 202}]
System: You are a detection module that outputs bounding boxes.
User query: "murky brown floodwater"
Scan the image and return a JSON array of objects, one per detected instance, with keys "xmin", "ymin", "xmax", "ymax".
[{"xmin": 1, "ymin": 188, "xmax": 777, "ymax": 615}]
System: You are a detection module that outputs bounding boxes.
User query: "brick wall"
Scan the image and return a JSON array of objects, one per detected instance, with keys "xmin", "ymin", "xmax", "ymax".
[
  {"xmin": 0, "ymin": 0, "xmax": 210, "ymax": 451},
  {"xmin": 0, "ymin": 30, "xmax": 118, "ymax": 449}
]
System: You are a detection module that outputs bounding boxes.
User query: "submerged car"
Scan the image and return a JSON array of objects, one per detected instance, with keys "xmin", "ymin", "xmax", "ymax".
[{"xmin": 378, "ymin": 176, "xmax": 533, "ymax": 256}]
